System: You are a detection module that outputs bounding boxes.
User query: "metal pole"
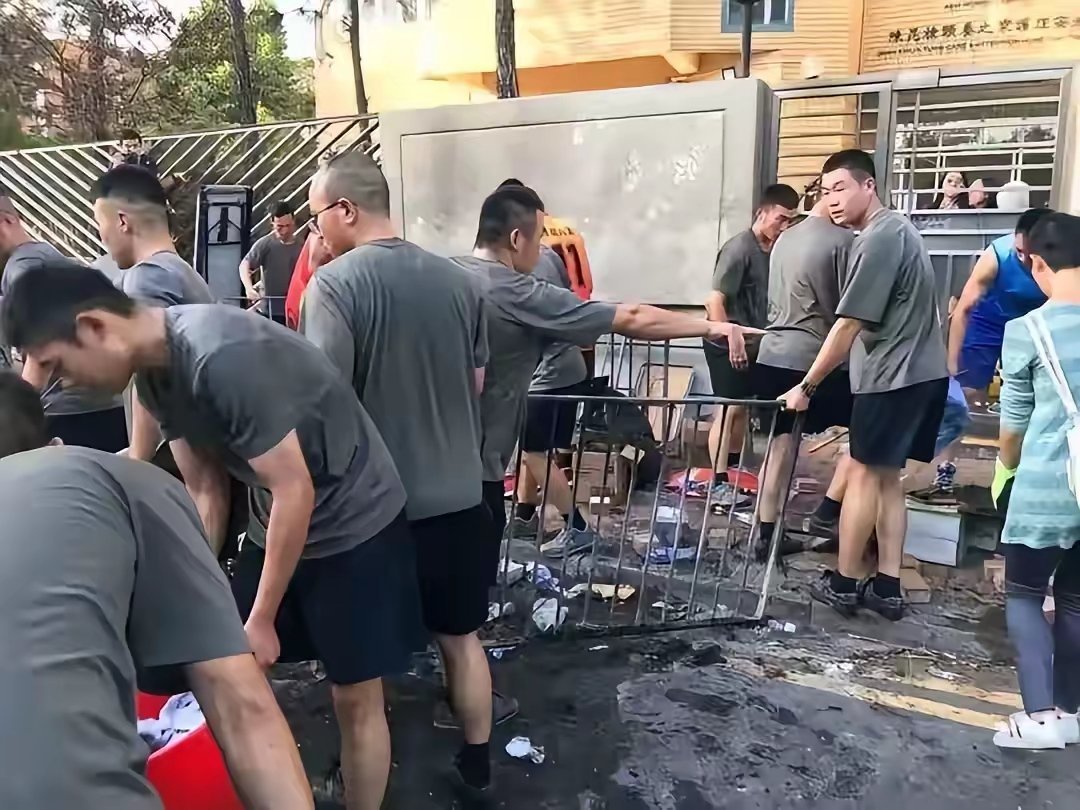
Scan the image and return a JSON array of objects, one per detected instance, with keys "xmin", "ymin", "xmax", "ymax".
[{"xmin": 736, "ymin": 0, "xmax": 759, "ymax": 78}]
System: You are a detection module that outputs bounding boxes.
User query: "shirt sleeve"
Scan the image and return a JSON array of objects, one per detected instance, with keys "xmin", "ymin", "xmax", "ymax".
[
  {"xmin": 834, "ymin": 235, "xmax": 853, "ymax": 291},
  {"xmin": 122, "ymin": 265, "xmax": 181, "ymax": 308},
  {"xmin": 195, "ymin": 345, "xmax": 297, "ymax": 461},
  {"xmin": 835, "ymin": 230, "xmax": 900, "ymax": 326},
  {"xmin": 501, "ymin": 276, "xmax": 616, "ymax": 345},
  {"xmin": 126, "ymin": 464, "xmax": 249, "ymax": 689},
  {"xmin": 301, "ymin": 275, "xmax": 357, "ymax": 384},
  {"xmin": 1000, "ymin": 317, "xmax": 1036, "ymax": 434},
  {"xmin": 243, "ymin": 236, "xmax": 269, "ymax": 269},
  {"xmin": 711, "ymin": 241, "xmax": 746, "ymax": 299}
]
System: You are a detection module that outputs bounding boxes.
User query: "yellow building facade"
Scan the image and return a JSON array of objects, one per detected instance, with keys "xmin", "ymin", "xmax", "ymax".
[{"xmin": 315, "ymin": 0, "xmax": 1080, "ymax": 117}]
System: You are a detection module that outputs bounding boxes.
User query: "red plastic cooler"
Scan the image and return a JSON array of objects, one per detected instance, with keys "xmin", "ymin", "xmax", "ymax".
[{"xmin": 136, "ymin": 692, "xmax": 243, "ymax": 810}]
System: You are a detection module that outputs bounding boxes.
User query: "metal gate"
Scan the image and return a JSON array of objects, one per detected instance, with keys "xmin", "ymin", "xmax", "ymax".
[{"xmin": 0, "ymin": 114, "xmax": 379, "ymax": 261}]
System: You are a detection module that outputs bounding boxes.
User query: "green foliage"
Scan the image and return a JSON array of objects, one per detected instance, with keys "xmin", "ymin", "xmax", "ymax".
[{"xmin": 150, "ymin": 0, "xmax": 315, "ymax": 133}]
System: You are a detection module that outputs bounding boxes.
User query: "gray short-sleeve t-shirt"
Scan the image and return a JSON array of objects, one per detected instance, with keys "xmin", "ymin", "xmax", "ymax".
[
  {"xmin": 452, "ymin": 256, "xmax": 617, "ymax": 481},
  {"xmin": 711, "ymin": 229, "xmax": 770, "ymax": 329},
  {"xmin": 302, "ymin": 238, "xmax": 487, "ymax": 520},
  {"xmin": 121, "ymin": 251, "xmax": 213, "ymax": 308},
  {"xmin": 0, "ymin": 446, "xmax": 249, "ymax": 810},
  {"xmin": 835, "ymin": 208, "xmax": 948, "ymax": 394},
  {"xmin": 244, "ymin": 235, "xmax": 303, "ymax": 318},
  {"xmin": 758, "ymin": 216, "xmax": 854, "ymax": 372},
  {"xmin": 529, "ymin": 247, "xmax": 589, "ymax": 392},
  {"xmin": 2, "ymin": 243, "xmax": 123, "ymax": 414},
  {"xmin": 136, "ymin": 305, "xmax": 405, "ymax": 557}
]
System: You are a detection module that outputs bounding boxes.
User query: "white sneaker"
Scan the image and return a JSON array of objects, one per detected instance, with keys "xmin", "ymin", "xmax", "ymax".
[
  {"xmin": 1059, "ymin": 712, "xmax": 1079, "ymax": 745},
  {"xmin": 993, "ymin": 710, "xmax": 1068, "ymax": 750}
]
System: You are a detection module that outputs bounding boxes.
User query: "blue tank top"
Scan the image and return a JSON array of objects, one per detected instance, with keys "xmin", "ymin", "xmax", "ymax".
[{"xmin": 966, "ymin": 234, "xmax": 1046, "ymax": 344}]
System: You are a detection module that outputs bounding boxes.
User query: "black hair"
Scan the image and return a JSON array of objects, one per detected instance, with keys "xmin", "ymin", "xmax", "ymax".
[
  {"xmin": 1028, "ymin": 212, "xmax": 1080, "ymax": 272},
  {"xmin": 759, "ymin": 183, "xmax": 799, "ymax": 212},
  {"xmin": 269, "ymin": 200, "xmax": 293, "ymax": 219},
  {"xmin": 92, "ymin": 164, "xmax": 168, "ymax": 208},
  {"xmin": 0, "ymin": 370, "xmax": 48, "ymax": 458},
  {"xmin": 498, "ymin": 178, "xmax": 525, "ymax": 189},
  {"xmin": 474, "ymin": 186, "xmax": 546, "ymax": 249},
  {"xmin": 822, "ymin": 149, "xmax": 876, "ymax": 182},
  {"xmin": 1015, "ymin": 207, "xmax": 1053, "ymax": 236},
  {"xmin": 118, "ymin": 128, "xmax": 143, "ymax": 143},
  {"xmin": 930, "ymin": 170, "xmax": 971, "ymax": 210},
  {"xmin": 1, "ymin": 259, "xmax": 137, "ymax": 351}
]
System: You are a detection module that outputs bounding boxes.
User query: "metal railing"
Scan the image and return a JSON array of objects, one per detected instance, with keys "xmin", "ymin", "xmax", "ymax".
[
  {"xmin": 0, "ymin": 114, "xmax": 379, "ymax": 261},
  {"xmin": 496, "ymin": 391, "xmax": 804, "ymax": 637}
]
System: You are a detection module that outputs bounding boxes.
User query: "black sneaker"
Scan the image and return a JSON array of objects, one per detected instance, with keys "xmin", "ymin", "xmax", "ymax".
[
  {"xmin": 858, "ymin": 578, "xmax": 905, "ymax": 621},
  {"xmin": 754, "ymin": 533, "xmax": 807, "ymax": 564},
  {"xmin": 809, "ymin": 571, "xmax": 859, "ymax": 617},
  {"xmin": 449, "ymin": 762, "xmax": 493, "ymax": 807}
]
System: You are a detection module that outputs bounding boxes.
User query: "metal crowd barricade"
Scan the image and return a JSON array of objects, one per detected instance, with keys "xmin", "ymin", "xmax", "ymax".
[{"xmin": 497, "ymin": 389, "xmax": 804, "ymax": 637}]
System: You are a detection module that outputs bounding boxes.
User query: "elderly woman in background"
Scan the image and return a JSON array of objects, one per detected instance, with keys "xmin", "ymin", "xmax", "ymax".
[
  {"xmin": 993, "ymin": 212, "xmax": 1080, "ymax": 750},
  {"xmin": 931, "ymin": 170, "xmax": 971, "ymax": 210}
]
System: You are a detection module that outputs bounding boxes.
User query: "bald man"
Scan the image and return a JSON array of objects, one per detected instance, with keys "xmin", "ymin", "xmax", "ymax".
[
  {"xmin": 0, "ymin": 189, "xmax": 127, "ymax": 448},
  {"xmin": 300, "ymin": 152, "xmax": 502, "ymax": 803}
]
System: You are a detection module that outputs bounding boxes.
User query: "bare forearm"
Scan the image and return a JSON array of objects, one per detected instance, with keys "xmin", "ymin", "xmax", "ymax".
[
  {"xmin": 188, "ymin": 484, "xmax": 230, "ymax": 555},
  {"xmin": 705, "ymin": 291, "xmax": 728, "ymax": 323},
  {"xmin": 191, "ymin": 657, "xmax": 313, "ymax": 809},
  {"xmin": 947, "ymin": 305, "xmax": 971, "ymax": 368},
  {"xmin": 804, "ymin": 318, "xmax": 862, "ymax": 386},
  {"xmin": 249, "ymin": 485, "xmax": 313, "ymax": 623},
  {"xmin": 128, "ymin": 396, "xmax": 162, "ymax": 462},
  {"xmin": 613, "ymin": 303, "xmax": 710, "ymax": 340},
  {"xmin": 999, "ymin": 428, "xmax": 1023, "ymax": 469},
  {"xmin": 239, "ymin": 263, "xmax": 256, "ymax": 291}
]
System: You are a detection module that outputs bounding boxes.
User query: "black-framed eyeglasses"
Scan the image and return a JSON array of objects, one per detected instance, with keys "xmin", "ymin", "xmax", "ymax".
[{"xmin": 309, "ymin": 199, "xmax": 347, "ymax": 234}]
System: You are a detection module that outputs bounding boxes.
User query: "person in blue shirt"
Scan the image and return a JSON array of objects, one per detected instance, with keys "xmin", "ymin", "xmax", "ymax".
[{"xmin": 948, "ymin": 208, "xmax": 1054, "ymax": 394}]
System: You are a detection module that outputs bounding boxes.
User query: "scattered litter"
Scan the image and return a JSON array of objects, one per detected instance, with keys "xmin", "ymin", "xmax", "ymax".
[
  {"xmin": 505, "ymin": 736, "xmax": 546, "ymax": 764},
  {"xmin": 137, "ymin": 692, "xmax": 204, "ymax": 753},
  {"xmin": 589, "ymin": 644, "xmax": 609, "ymax": 651},
  {"xmin": 501, "ymin": 559, "xmax": 528, "ymax": 586},
  {"xmin": 824, "ymin": 662, "xmax": 855, "ymax": 676},
  {"xmin": 647, "ymin": 545, "xmax": 696, "ymax": 565},
  {"xmin": 650, "ymin": 599, "xmax": 689, "ymax": 621},
  {"xmin": 590, "ymin": 583, "xmax": 636, "ymax": 601},
  {"xmin": 564, "ymin": 582, "xmax": 590, "ymax": 600},
  {"xmin": 488, "ymin": 645, "xmax": 517, "ymax": 660},
  {"xmin": 532, "ymin": 564, "xmax": 560, "ymax": 593},
  {"xmin": 767, "ymin": 619, "xmax": 797, "ymax": 633},
  {"xmin": 532, "ymin": 597, "xmax": 568, "ymax": 633},
  {"xmin": 926, "ymin": 667, "xmax": 962, "ymax": 682},
  {"xmin": 486, "ymin": 601, "xmax": 515, "ymax": 622}
]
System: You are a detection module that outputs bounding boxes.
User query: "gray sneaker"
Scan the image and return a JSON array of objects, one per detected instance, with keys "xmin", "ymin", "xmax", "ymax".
[
  {"xmin": 506, "ymin": 512, "xmax": 539, "ymax": 539},
  {"xmin": 540, "ymin": 527, "xmax": 600, "ymax": 559}
]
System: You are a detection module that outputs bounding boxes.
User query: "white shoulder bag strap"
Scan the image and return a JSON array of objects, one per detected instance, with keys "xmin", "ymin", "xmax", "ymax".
[{"xmin": 1025, "ymin": 310, "xmax": 1080, "ymax": 508}]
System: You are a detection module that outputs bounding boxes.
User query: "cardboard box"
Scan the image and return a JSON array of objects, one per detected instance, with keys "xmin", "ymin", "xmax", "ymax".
[
  {"xmin": 573, "ymin": 450, "xmax": 631, "ymax": 507},
  {"xmin": 903, "ymin": 500, "xmax": 964, "ymax": 566}
]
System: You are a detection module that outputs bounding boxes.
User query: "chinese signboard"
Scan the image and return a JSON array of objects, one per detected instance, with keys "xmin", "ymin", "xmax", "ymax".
[{"xmin": 862, "ymin": 0, "xmax": 1080, "ymax": 71}]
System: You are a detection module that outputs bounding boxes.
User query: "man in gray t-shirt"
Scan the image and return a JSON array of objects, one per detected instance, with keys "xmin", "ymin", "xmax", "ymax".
[
  {"xmin": 240, "ymin": 202, "xmax": 303, "ymax": 323},
  {"xmin": 3, "ymin": 263, "xmax": 420, "ymax": 810},
  {"xmin": 0, "ymin": 219, "xmax": 128, "ymax": 449},
  {"xmin": 780, "ymin": 150, "xmax": 948, "ymax": 622},
  {"xmin": 301, "ymin": 152, "xmax": 499, "ymax": 796},
  {"xmin": 91, "ymin": 164, "xmax": 214, "ymax": 460},
  {"xmin": 0, "ymin": 372, "xmax": 313, "ymax": 810},
  {"xmin": 456, "ymin": 184, "xmax": 750, "ymax": 562},
  {"xmin": 752, "ymin": 202, "xmax": 854, "ymax": 557}
]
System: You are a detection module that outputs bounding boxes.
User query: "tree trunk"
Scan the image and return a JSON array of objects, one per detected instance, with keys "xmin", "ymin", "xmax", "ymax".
[
  {"xmin": 347, "ymin": 0, "xmax": 368, "ymax": 115},
  {"xmin": 495, "ymin": 0, "xmax": 518, "ymax": 99},
  {"xmin": 224, "ymin": 0, "xmax": 258, "ymax": 124},
  {"xmin": 84, "ymin": 9, "xmax": 110, "ymax": 140}
]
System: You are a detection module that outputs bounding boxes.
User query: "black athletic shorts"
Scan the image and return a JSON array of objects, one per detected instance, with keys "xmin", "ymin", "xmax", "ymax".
[
  {"xmin": 231, "ymin": 510, "xmax": 425, "ymax": 685},
  {"xmin": 849, "ymin": 378, "xmax": 949, "ymax": 469},
  {"xmin": 46, "ymin": 406, "xmax": 128, "ymax": 453},
  {"xmin": 482, "ymin": 480, "xmax": 507, "ymax": 542},
  {"xmin": 703, "ymin": 337, "xmax": 758, "ymax": 400},
  {"xmin": 411, "ymin": 503, "xmax": 500, "ymax": 636},
  {"xmin": 753, "ymin": 364, "xmax": 853, "ymax": 436},
  {"xmin": 523, "ymin": 380, "xmax": 588, "ymax": 452}
]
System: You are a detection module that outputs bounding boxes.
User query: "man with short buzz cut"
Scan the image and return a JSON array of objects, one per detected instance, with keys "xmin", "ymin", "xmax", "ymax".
[
  {"xmin": 0, "ymin": 187, "xmax": 128, "ymax": 449},
  {"xmin": 91, "ymin": 164, "xmax": 214, "ymax": 461},
  {"xmin": 2, "ymin": 261, "xmax": 421, "ymax": 810},
  {"xmin": 0, "ymin": 371, "xmax": 314, "ymax": 810},
  {"xmin": 780, "ymin": 149, "xmax": 948, "ymax": 622},
  {"xmin": 240, "ymin": 200, "xmax": 304, "ymax": 324},
  {"xmin": 300, "ymin": 151, "xmax": 506, "ymax": 800},
  {"xmin": 453, "ymin": 184, "xmax": 758, "ymax": 557},
  {"xmin": 704, "ymin": 182, "xmax": 799, "ymax": 503}
]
